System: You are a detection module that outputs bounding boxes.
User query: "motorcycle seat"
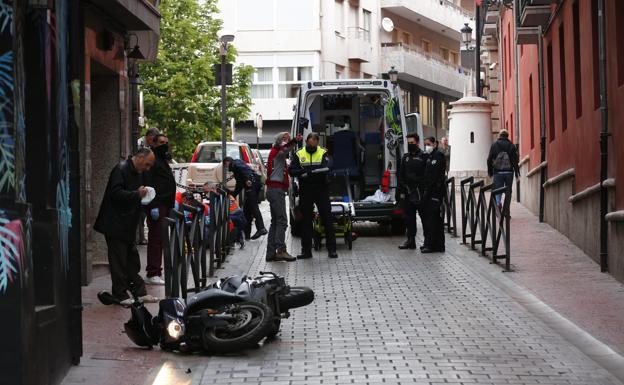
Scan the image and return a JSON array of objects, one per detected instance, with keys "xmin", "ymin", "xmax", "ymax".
[{"xmin": 185, "ymin": 289, "xmax": 244, "ymax": 316}]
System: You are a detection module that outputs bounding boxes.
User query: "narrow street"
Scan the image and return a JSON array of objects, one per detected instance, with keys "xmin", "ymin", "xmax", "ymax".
[{"xmin": 64, "ymin": 203, "xmax": 624, "ymax": 385}]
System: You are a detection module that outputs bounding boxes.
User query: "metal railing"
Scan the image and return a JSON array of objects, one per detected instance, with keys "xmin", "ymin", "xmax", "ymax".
[
  {"xmin": 162, "ymin": 187, "xmax": 231, "ymax": 299},
  {"xmin": 442, "ymin": 177, "xmax": 457, "ymax": 237},
  {"xmin": 459, "ymin": 177, "xmax": 512, "ymax": 271},
  {"xmin": 381, "ymin": 42, "xmax": 472, "ymax": 76}
]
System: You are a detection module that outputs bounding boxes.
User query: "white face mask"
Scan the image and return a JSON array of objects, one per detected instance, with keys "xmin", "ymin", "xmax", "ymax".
[{"xmin": 424, "ymin": 145, "xmax": 433, "ymax": 154}]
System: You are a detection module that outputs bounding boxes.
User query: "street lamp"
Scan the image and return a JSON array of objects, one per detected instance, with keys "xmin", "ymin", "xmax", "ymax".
[
  {"xmin": 126, "ymin": 33, "xmax": 146, "ymax": 153},
  {"xmin": 219, "ymin": 32, "xmax": 235, "ymax": 186},
  {"xmin": 388, "ymin": 66, "xmax": 399, "ymax": 84},
  {"xmin": 461, "ymin": 23, "xmax": 473, "ymax": 49}
]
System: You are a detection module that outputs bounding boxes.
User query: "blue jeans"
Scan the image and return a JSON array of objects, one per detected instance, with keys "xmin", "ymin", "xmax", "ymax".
[{"xmin": 493, "ymin": 172, "xmax": 514, "ymax": 206}]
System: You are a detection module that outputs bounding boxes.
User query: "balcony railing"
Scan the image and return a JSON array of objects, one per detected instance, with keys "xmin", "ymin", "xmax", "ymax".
[
  {"xmin": 517, "ymin": 0, "xmax": 557, "ymax": 28},
  {"xmin": 347, "ymin": 27, "xmax": 371, "ymax": 43},
  {"xmin": 381, "ymin": 42, "xmax": 471, "ymax": 94}
]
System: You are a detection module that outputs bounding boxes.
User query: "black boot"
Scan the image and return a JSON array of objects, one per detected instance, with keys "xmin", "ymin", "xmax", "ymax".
[
  {"xmin": 296, "ymin": 251, "xmax": 313, "ymax": 259},
  {"xmin": 398, "ymin": 238, "xmax": 416, "ymax": 250}
]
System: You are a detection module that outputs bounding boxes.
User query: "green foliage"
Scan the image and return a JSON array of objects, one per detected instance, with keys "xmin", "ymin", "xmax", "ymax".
[{"xmin": 140, "ymin": 0, "xmax": 253, "ymax": 161}]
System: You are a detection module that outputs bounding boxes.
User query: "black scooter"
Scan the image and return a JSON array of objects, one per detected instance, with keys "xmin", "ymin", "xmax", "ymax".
[{"xmin": 123, "ymin": 272, "xmax": 313, "ymax": 354}]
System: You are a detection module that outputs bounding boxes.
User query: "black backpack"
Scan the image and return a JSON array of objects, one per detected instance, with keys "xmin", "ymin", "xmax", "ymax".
[{"xmin": 493, "ymin": 149, "xmax": 512, "ymax": 171}]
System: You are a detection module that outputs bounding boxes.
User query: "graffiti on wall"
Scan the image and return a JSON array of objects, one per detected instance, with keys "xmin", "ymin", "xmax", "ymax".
[
  {"xmin": 0, "ymin": 0, "xmax": 21, "ymax": 293},
  {"xmin": 0, "ymin": 210, "xmax": 23, "ymax": 293}
]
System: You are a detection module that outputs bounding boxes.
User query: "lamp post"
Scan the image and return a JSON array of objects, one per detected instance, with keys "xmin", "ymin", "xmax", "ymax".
[
  {"xmin": 126, "ymin": 34, "xmax": 145, "ymax": 153},
  {"xmin": 388, "ymin": 66, "xmax": 399, "ymax": 85},
  {"xmin": 460, "ymin": 22, "xmax": 478, "ymax": 96},
  {"xmin": 219, "ymin": 32, "xmax": 235, "ymax": 186}
]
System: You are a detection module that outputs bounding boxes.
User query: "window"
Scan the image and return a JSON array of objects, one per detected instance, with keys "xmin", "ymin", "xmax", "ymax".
[
  {"xmin": 419, "ymin": 95, "xmax": 434, "ymax": 126},
  {"xmin": 335, "ymin": 0, "xmax": 344, "ymax": 35},
  {"xmin": 363, "ymin": 10, "xmax": 371, "ymax": 33},
  {"xmin": 547, "ymin": 44, "xmax": 555, "ymax": 142},
  {"xmin": 559, "ymin": 24, "xmax": 567, "ymax": 133},
  {"xmin": 441, "ymin": 101, "xmax": 449, "ymax": 131},
  {"xmin": 278, "ymin": 67, "xmax": 312, "ymax": 98},
  {"xmin": 440, "ymin": 46, "xmax": 450, "ymax": 62},
  {"xmin": 529, "ymin": 74, "xmax": 535, "ymax": 149},
  {"xmin": 422, "ymin": 39, "xmax": 431, "ymax": 53},
  {"xmin": 591, "ymin": 0, "xmax": 600, "ymax": 109},
  {"xmin": 573, "ymin": 0, "xmax": 582, "ymax": 118},
  {"xmin": 401, "ymin": 89, "xmax": 412, "ymax": 113},
  {"xmin": 470, "ymin": 132, "xmax": 474, "ymax": 143},
  {"xmin": 450, "ymin": 51, "xmax": 459, "ymax": 66},
  {"xmin": 336, "ymin": 64, "xmax": 344, "ymax": 79},
  {"xmin": 251, "ymin": 67, "xmax": 273, "ymax": 99},
  {"xmin": 507, "ymin": 23, "xmax": 511, "ymax": 80},
  {"xmin": 616, "ymin": 0, "xmax": 624, "ymax": 86},
  {"xmin": 402, "ymin": 32, "xmax": 411, "ymax": 46},
  {"xmin": 503, "ymin": 36, "xmax": 508, "ymax": 87}
]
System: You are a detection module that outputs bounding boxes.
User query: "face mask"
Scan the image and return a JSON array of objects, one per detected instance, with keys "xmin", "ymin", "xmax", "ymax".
[
  {"xmin": 424, "ymin": 145, "xmax": 433, "ymax": 154},
  {"xmin": 154, "ymin": 143, "xmax": 169, "ymax": 159},
  {"xmin": 306, "ymin": 144, "xmax": 317, "ymax": 153},
  {"xmin": 407, "ymin": 144, "xmax": 418, "ymax": 153}
]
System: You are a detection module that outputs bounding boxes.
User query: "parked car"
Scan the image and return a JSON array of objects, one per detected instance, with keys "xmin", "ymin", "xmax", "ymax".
[
  {"xmin": 187, "ymin": 141, "xmax": 266, "ymax": 201},
  {"xmin": 258, "ymin": 149, "xmax": 271, "ymax": 167}
]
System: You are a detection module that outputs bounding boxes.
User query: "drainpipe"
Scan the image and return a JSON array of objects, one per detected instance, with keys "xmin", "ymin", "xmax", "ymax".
[
  {"xmin": 598, "ymin": 0, "xmax": 610, "ymax": 272},
  {"xmin": 513, "ymin": 1, "xmax": 522, "ymax": 203},
  {"xmin": 537, "ymin": 25, "xmax": 546, "ymax": 223}
]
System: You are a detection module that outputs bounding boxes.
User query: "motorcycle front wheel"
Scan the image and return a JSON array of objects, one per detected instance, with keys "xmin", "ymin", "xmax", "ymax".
[{"xmin": 202, "ymin": 301, "xmax": 273, "ymax": 353}]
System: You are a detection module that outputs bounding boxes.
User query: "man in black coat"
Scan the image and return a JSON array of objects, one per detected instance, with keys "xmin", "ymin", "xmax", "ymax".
[
  {"xmin": 421, "ymin": 137, "xmax": 447, "ymax": 253},
  {"xmin": 144, "ymin": 135, "xmax": 176, "ymax": 285},
  {"xmin": 487, "ymin": 129, "xmax": 520, "ymax": 211},
  {"xmin": 397, "ymin": 133, "xmax": 428, "ymax": 250},
  {"xmin": 223, "ymin": 157, "xmax": 267, "ymax": 240},
  {"xmin": 94, "ymin": 148, "xmax": 156, "ymax": 305}
]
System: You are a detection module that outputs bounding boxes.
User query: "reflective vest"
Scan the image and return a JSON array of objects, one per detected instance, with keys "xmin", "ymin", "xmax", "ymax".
[{"xmin": 295, "ymin": 147, "xmax": 327, "ymax": 167}]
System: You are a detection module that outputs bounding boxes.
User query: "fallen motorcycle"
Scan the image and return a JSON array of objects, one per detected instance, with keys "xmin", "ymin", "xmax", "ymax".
[
  {"xmin": 123, "ymin": 272, "xmax": 313, "ymax": 354},
  {"xmin": 211, "ymin": 272, "xmax": 314, "ymax": 338}
]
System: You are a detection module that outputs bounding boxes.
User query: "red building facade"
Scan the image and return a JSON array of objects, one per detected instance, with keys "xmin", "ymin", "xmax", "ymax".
[{"xmin": 496, "ymin": 0, "xmax": 624, "ymax": 280}]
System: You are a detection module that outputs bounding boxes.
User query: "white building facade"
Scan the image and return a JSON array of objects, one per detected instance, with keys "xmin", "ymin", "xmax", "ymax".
[{"xmin": 217, "ymin": 0, "xmax": 474, "ymax": 147}]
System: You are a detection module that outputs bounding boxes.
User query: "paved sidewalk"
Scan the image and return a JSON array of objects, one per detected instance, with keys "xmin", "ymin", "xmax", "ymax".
[
  {"xmin": 454, "ymin": 200, "xmax": 624, "ymax": 356},
  {"xmin": 61, "ymin": 200, "xmax": 624, "ymax": 385}
]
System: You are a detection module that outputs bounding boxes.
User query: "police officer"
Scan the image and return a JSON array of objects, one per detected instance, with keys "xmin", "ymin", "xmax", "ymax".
[
  {"xmin": 223, "ymin": 156, "xmax": 267, "ymax": 240},
  {"xmin": 421, "ymin": 136, "xmax": 447, "ymax": 253},
  {"xmin": 289, "ymin": 132, "xmax": 338, "ymax": 259},
  {"xmin": 398, "ymin": 133, "xmax": 427, "ymax": 250}
]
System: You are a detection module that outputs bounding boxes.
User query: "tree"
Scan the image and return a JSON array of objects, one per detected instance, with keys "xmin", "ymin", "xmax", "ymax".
[{"xmin": 140, "ymin": 0, "xmax": 253, "ymax": 161}]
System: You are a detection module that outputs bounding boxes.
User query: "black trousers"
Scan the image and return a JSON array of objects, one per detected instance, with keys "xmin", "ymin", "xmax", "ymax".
[
  {"xmin": 243, "ymin": 181, "xmax": 265, "ymax": 235},
  {"xmin": 422, "ymin": 197, "xmax": 445, "ymax": 250},
  {"xmin": 300, "ymin": 188, "xmax": 336, "ymax": 253},
  {"xmin": 105, "ymin": 236, "xmax": 147, "ymax": 300},
  {"xmin": 404, "ymin": 198, "xmax": 426, "ymax": 239}
]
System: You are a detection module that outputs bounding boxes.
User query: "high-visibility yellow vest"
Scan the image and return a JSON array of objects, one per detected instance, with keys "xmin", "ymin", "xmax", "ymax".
[{"xmin": 295, "ymin": 147, "xmax": 326, "ymax": 166}]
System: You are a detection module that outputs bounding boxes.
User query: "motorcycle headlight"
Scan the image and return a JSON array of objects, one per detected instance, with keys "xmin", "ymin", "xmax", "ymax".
[{"xmin": 166, "ymin": 320, "xmax": 184, "ymax": 340}]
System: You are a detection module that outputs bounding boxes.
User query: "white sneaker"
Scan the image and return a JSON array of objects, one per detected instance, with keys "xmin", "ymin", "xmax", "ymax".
[
  {"xmin": 119, "ymin": 298, "xmax": 134, "ymax": 307},
  {"xmin": 145, "ymin": 275, "xmax": 166, "ymax": 285},
  {"xmin": 139, "ymin": 294, "xmax": 159, "ymax": 303}
]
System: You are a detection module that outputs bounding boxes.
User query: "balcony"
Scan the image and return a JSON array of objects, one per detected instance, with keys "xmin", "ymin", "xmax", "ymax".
[
  {"xmin": 347, "ymin": 27, "xmax": 373, "ymax": 63},
  {"xmin": 381, "ymin": 0, "xmax": 473, "ymax": 41},
  {"xmin": 381, "ymin": 42, "xmax": 470, "ymax": 97},
  {"xmin": 89, "ymin": 0, "xmax": 161, "ymax": 32},
  {"xmin": 518, "ymin": 0, "xmax": 557, "ymax": 28}
]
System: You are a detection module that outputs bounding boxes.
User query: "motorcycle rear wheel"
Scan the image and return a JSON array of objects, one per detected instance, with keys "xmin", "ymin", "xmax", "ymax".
[
  {"xmin": 202, "ymin": 301, "xmax": 273, "ymax": 354},
  {"xmin": 278, "ymin": 286, "xmax": 314, "ymax": 311}
]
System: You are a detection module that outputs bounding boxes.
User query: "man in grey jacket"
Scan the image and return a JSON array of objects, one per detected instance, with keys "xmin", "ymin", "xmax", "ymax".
[{"xmin": 265, "ymin": 132, "xmax": 302, "ymax": 262}]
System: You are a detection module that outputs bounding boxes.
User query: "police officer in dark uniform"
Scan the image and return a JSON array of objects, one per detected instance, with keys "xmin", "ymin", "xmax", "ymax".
[
  {"xmin": 398, "ymin": 133, "xmax": 428, "ymax": 250},
  {"xmin": 421, "ymin": 136, "xmax": 447, "ymax": 253},
  {"xmin": 289, "ymin": 132, "xmax": 338, "ymax": 259}
]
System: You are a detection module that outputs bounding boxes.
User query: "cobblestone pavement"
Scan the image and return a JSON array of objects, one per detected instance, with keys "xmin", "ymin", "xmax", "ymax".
[
  {"xmin": 144, "ymin": 221, "xmax": 622, "ymax": 385},
  {"xmin": 63, "ymin": 202, "xmax": 624, "ymax": 385}
]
